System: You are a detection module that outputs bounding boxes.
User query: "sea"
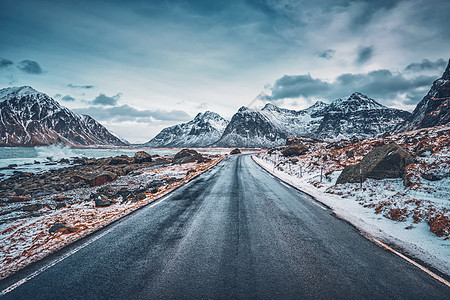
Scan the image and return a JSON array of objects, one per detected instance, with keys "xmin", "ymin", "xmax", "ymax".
[{"xmin": 0, "ymin": 146, "xmax": 178, "ymax": 180}]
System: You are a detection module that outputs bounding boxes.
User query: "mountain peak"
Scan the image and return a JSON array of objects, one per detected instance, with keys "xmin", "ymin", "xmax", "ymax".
[
  {"xmin": 0, "ymin": 86, "xmax": 42, "ymax": 101},
  {"xmin": 328, "ymin": 92, "xmax": 385, "ymax": 113}
]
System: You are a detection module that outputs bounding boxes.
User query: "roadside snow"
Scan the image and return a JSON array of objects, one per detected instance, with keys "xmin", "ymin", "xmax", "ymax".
[{"xmin": 253, "ymin": 155, "xmax": 450, "ymax": 276}]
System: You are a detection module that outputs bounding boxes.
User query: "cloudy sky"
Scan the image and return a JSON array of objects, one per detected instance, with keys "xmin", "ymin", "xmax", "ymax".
[{"xmin": 1, "ymin": 0, "xmax": 449, "ymax": 143}]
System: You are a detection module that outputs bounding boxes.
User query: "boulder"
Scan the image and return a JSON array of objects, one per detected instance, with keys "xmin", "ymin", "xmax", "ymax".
[
  {"xmin": 134, "ymin": 151, "xmax": 152, "ymax": 163},
  {"xmin": 281, "ymin": 144, "xmax": 308, "ymax": 157},
  {"xmin": 230, "ymin": 148, "xmax": 241, "ymax": 155},
  {"xmin": 336, "ymin": 143, "xmax": 414, "ymax": 184},
  {"xmin": 49, "ymin": 223, "xmax": 73, "ymax": 234},
  {"xmin": 74, "ymin": 171, "xmax": 117, "ymax": 187},
  {"xmin": 94, "ymin": 195, "xmax": 112, "ymax": 207},
  {"xmin": 109, "ymin": 155, "xmax": 131, "ymax": 165},
  {"xmin": 173, "ymin": 149, "xmax": 203, "ymax": 164},
  {"xmin": 8, "ymin": 195, "xmax": 31, "ymax": 203}
]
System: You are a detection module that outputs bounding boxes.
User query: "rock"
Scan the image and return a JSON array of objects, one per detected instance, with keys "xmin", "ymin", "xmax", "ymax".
[
  {"xmin": 346, "ymin": 149, "xmax": 354, "ymax": 158},
  {"xmin": 59, "ymin": 158, "xmax": 70, "ymax": 164},
  {"xmin": 22, "ymin": 204, "xmax": 43, "ymax": 212},
  {"xmin": 74, "ymin": 171, "xmax": 117, "ymax": 187},
  {"xmin": 134, "ymin": 193, "xmax": 146, "ymax": 201},
  {"xmin": 336, "ymin": 143, "xmax": 414, "ymax": 184},
  {"xmin": 165, "ymin": 177, "xmax": 179, "ymax": 184},
  {"xmin": 173, "ymin": 149, "xmax": 203, "ymax": 164},
  {"xmin": 34, "ymin": 160, "xmax": 41, "ymax": 164},
  {"xmin": 49, "ymin": 223, "xmax": 73, "ymax": 234},
  {"xmin": 281, "ymin": 144, "xmax": 308, "ymax": 157},
  {"xmin": 8, "ymin": 195, "xmax": 31, "ymax": 203},
  {"xmin": 53, "ymin": 195, "xmax": 70, "ymax": 202},
  {"xmin": 56, "ymin": 202, "xmax": 67, "ymax": 209},
  {"xmin": 133, "ymin": 151, "xmax": 152, "ymax": 163},
  {"xmin": 14, "ymin": 188, "xmax": 26, "ymax": 195},
  {"xmin": 186, "ymin": 169, "xmax": 197, "ymax": 176},
  {"xmin": 150, "ymin": 188, "xmax": 159, "ymax": 194},
  {"xmin": 146, "ymin": 180, "xmax": 165, "ymax": 189},
  {"xmin": 230, "ymin": 148, "xmax": 241, "ymax": 155},
  {"xmin": 94, "ymin": 195, "xmax": 112, "ymax": 207},
  {"xmin": 421, "ymin": 172, "xmax": 443, "ymax": 181},
  {"xmin": 109, "ymin": 155, "xmax": 130, "ymax": 165},
  {"xmin": 415, "ymin": 146, "xmax": 433, "ymax": 157}
]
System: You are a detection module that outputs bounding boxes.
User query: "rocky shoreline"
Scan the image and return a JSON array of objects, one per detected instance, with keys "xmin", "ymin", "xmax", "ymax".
[
  {"xmin": 0, "ymin": 149, "xmax": 225, "ymax": 280},
  {"xmin": 0, "ymin": 149, "xmax": 216, "ymax": 226}
]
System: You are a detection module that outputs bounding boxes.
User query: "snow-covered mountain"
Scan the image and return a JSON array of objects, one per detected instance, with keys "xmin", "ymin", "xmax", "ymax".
[
  {"xmin": 215, "ymin": 93, "xmax": 410, "ymax": 147},
  {"xmin": 213, "ymin": 106, "xmax": 287, "ymax": 148},
  {"xmin": 312, "ymin": 92, "xmax": 410, "ymax": 140},
  {"xmin": 144, "ymin": 111, "xmax": 229, "ymax": 147},
  {"xmin": 394, "ymin": 59, "xmax": 450, "ymax": 133},
  {"xmin": 0, "ymin": 86, "xmax": 128, "ymax": 147}
]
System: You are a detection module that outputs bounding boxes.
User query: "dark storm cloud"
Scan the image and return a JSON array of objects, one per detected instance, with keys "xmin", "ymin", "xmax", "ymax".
[
  {"xmin": 90, "ymin": 93, "xmax": 122, "ymax": 106},
  {"xmin": 67, "ymin": 83, "xmax": 95, "ymax": 89},
  {"xmin": 261, "ymin": 74, "xmax": 330, "ymax": 100},
  {"xmin": 315, "ymin": 49, "xmax": 336, "ymax": 59},
  {"xmin": 0, "ymin": 58, "xmax": 13, "ymax": 69},
  {"xmin": 61, "ymin": 95, "xmax": 75, "ymax": 102},
  {"xmin": 262, "ymin": 69, "xmax": 435, "ymax": 105},
  {"xmin": 74, "ymin": 105, "xmax": 191, "ymax": 123},
  {"xmin": 355, "ymin": 46, "xmax": 373, "ymax": 65},
  {"xmin": 405, "ymin": 58, "xmax": 447, "ymax": 72},
  {"xmin": 16, "ymin": 60, "xmax": 43, "ymax": 74}
]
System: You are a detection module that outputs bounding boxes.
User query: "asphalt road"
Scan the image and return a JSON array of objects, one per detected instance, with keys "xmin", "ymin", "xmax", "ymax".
[{"xmin": 1, "ymin": 154, "xmax": 449, "ymax": 299}]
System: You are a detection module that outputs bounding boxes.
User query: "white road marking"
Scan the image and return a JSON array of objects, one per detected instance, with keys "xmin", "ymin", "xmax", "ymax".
[
  {"xmin": 1, "ymin": 228, "xmax": 113, "ymax": 296},
  {"xmin": 1, "ymin": 193, "xmax": 174, "ymax": 296},
  {"xmin": 372, "ymin": 238, "xmax": 450, "ymax": 288}
]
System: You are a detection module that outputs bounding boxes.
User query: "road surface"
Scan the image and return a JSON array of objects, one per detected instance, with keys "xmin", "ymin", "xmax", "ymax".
[{"xmin": 1, "ymin": 154, "xmax": 448, "ymax": 299}]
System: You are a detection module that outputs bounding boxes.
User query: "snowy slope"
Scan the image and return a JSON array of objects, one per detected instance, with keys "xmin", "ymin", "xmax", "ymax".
[
  {"xmin": 0, "ymin": 86, "xmax": 128, "ymax": 147},
  {"xmin": 145, "ymin": 111, "xmax": 228, "ymax": 147}
]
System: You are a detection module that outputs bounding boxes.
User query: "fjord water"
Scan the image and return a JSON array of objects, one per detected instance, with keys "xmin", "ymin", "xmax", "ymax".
[{"xmin": 0, "ymin": 146, "xmax": 177, "ymax": 179}]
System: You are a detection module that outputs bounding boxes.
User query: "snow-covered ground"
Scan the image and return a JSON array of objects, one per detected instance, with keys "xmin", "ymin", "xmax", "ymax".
[
  {"xmin": 253, "ymin": 127, "xmax": 450, "ymax": 276},
  {"xmin": 0, "ymin": 157, "xmax": 224, "ymax": 280}
]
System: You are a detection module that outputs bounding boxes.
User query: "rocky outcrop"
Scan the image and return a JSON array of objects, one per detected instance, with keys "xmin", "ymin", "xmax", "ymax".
[
  {"xmin": 336, "ymin": 143, "xmax": 414, "ymax": 184},
  {"xmin": 172, "ymin": 149, "xmax": 203, "ymax": 164},
  {"xmin": 395, "ymin": 59, "xmax": 450, "ymax": 132}
]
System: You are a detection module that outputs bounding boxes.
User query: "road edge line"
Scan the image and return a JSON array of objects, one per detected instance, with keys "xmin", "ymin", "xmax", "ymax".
[
  {"xmin": 0, "ymin": 155, "xmax": 227, "ymax": 294},
  {"xmin": 251, "ymin": 154, "xmax": 450, "ymax": 288}
]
